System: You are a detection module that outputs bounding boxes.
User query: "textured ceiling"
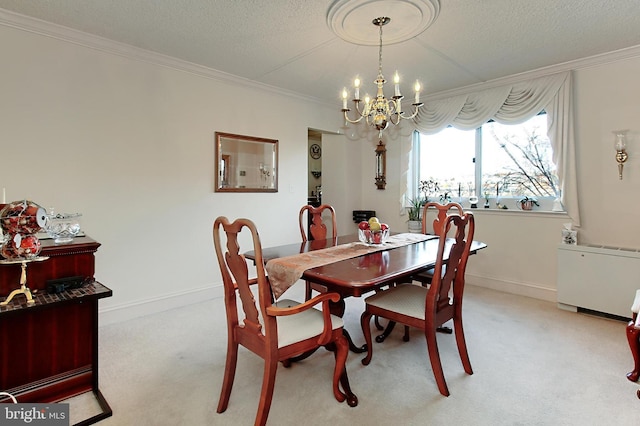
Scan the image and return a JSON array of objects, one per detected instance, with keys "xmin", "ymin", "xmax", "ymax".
[{"xmin": 1, "ymin": 0, "xmax": 640, "ymax": 106}]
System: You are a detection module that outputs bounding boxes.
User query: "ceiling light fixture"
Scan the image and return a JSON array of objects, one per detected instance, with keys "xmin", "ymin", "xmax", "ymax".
[{"xmin": 341, "ymin": 17, "xmax": 423, "ymax": 138}]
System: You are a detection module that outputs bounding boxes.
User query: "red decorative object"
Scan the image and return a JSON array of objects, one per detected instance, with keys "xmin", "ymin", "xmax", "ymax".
[
  {"xmin": 0, "ymin": 200, "xmax": 47, "ymax": 260},
  {"xmin": 0, "ymin": 200, "xmax": 47, "ymax": 235},
  {"xmin": 1, "ymin": 234, "xmax": 41, "ymax": 259}
]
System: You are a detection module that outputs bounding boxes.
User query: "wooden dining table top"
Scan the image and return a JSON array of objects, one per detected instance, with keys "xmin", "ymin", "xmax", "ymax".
[{"xmin": 248, "ymin": 233, "xmax": 487, "ymax": 298}]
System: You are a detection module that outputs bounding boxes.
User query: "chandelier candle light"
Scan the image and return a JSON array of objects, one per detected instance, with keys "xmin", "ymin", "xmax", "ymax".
[{"xmin": 341, "ymin": 17, "xmax": 423, "ymax": 138}]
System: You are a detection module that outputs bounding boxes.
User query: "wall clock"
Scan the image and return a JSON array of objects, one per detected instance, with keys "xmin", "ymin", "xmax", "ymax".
[{"xmin": 309, "ymin": 143, "xmax": 322, "ymax": 159}]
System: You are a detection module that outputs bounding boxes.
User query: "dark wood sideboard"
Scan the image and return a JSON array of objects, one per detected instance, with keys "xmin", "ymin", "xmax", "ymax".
[{"xmin": 0, "ymin": 236, "xmax": 112, "ymax": 425}]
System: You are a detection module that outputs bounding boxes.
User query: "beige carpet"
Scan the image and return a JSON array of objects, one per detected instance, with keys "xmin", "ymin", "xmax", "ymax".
[{"xmin": 65, "ymin": 284, "xmax": 640, "ymax": 425}]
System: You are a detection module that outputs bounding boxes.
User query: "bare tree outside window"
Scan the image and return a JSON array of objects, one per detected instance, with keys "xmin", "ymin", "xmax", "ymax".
[{"xmin": 482, "ymin": 114, "xmax": 559, "ymax": 199}]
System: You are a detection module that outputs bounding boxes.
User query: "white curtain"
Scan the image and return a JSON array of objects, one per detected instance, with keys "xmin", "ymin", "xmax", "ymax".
[{"xmin": 411, "ymin": 71, "xmax": 580, "ymax": 225}]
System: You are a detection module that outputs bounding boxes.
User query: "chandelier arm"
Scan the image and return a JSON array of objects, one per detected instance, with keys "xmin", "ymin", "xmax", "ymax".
[
  {"xmin": 353, "ymin": 101, "xmax": 366, "ymax": 116},
  {"xmin": 343, "ymin": 110, "xmax": 364, "ymax": 124},
  {"xmin": 388, "ymin": 99, "xmax": 399, "ymax": 115},
  {"xmin": 397, "ymin": 104, "xmax": 424, "ymax": 120}
]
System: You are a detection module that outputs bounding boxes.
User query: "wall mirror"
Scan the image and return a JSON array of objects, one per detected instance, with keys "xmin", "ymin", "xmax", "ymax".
[{"xmin": 215, "ymin": 132, "xmax": 278, "ymax": 192}]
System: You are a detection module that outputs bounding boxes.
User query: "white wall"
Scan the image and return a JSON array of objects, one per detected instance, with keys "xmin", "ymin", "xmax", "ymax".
[{"xmin": 0, "ymin": 22, "xmax": 343, "ymax": 323}]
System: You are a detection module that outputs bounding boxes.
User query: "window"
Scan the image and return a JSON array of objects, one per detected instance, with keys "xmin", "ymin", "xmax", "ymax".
[{"xmin": 416, "ymin": 113, "xmax": 560, "ymax": 210}]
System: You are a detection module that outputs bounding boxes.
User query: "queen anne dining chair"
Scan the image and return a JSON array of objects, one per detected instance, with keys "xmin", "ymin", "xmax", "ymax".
[
  {"xmin": 360, "ymin": 211, "xmax": 475, "ymax": 397},
  {"xmin": 213, "ymin": 216, "xmax": 356, "ymax": 426},
  {"xmin": 377, "ymin": 201, "xmax": 467, "ymax": 343},
  {"xmin": 299, "ymin": 204, "xmax": 337, "ymax": 299}
]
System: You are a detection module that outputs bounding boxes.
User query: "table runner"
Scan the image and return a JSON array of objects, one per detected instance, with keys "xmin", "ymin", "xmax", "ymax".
[{"xmin": 266, "ymin": 233, "xmax": 437, "ymax": 299}]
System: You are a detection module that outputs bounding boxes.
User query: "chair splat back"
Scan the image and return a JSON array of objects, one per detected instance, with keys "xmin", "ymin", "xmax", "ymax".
[
  {"xmin": 429, "ymin": 213, "xmax": 475, "ymax": 321},
  {"xmin": 422, "ymin": 201, "xmax": 464, "ymax": 236},
  {"xmin": 299, "ymin": 204, "xmax": 337, "ymax": 242},
  {"xmin": 213, "ymin": 217, "xmax": 274, "ymax": 348}
]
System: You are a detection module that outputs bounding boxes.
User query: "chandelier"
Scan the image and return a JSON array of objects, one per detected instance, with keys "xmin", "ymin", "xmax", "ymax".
[{"xmin": 341, "ymin": 17, "xmax": 423, "ymax": 137}]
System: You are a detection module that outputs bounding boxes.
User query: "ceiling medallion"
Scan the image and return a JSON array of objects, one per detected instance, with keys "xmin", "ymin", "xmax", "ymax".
[{"xmin": 327, "ymin": 0, "xmax": 440, "ymax": 46}]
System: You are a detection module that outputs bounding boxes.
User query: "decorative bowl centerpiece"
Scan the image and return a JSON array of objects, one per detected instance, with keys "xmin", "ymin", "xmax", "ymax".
[
  {"xmin": 44, "ymin": 213, "xmax": 82, "ymax": 244},
  {"xmin": 357, "ymin": 216, "xmax": 390, "ymax": 245}
]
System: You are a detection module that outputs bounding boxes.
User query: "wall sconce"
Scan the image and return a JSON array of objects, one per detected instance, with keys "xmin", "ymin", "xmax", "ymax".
[
  {"xmin": 375, "ymin": 140, "xmax": 386, "ymax": 190},
  {"xmin": 613, "ymin": 130, "xmax": 628, "ymax": 180}
]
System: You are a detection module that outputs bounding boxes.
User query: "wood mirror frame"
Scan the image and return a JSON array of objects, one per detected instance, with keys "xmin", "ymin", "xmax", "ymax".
[{"xmin": 215, "ymin": 132, "xmax": 278, "ymax": 193}]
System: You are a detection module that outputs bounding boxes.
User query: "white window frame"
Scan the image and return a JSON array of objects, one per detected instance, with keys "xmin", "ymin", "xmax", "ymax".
[{"xmin": 414, "ymin": 113, "xmax": 561, "ymax": 212}]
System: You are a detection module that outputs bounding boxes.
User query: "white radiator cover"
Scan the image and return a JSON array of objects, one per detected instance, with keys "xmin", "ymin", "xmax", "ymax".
[{"xmin": 557, "ymin": 244, "xmax": 640, "ymax": 318}]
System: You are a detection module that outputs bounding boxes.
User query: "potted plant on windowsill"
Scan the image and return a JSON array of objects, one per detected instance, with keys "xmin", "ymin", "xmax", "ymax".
[
  {"xmin": 517, "ymin": 196, "xmax": 539, "ymax": 211},
  {"xmin": 407, "ymin": 198, "xmax": 423, "ymax": 233}
]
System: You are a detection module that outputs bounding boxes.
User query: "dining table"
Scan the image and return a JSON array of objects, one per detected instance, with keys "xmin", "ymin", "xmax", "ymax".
[{"xmin": 246, "ymin": 232, "xmax": 488, "ymax": 352}]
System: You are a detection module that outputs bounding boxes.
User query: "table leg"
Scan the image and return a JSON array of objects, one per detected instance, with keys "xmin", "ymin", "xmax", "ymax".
[
  {"xmin": 343, "ymin": 329, "xmax": 367, "ymax": 353},
  {"xmin": 282, "ymin": 348, "xmax": 320, "ymax": 366},
  {"xmin": 326, "ymin": 296, "xmax": 368, "ymax": 353},
  {"xmin": 375, "ymin": 321, "xmax": 453, "ymax": 343},
  {"xmin": 375, "ymin": 321, "xmax": 397, "ymax": 343}
]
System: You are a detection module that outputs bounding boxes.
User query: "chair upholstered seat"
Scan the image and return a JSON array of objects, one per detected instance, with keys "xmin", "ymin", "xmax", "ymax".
[
  {"xmin": 275, "ymin": 299, "xmax": 344, "ymax": 348},
  {"xmin": 364, "ymin": 285, "xmax": 428, "ymax": 320}
]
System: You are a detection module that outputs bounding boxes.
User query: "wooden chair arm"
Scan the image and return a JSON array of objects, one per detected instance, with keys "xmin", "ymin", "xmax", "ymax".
[
  {"xmin": 266, "ymin": 292, "xmax": 340, "ymax": 346},
  {"xmin": 265, "ymin": 292, "xmax": 340, "ymax": 317}
]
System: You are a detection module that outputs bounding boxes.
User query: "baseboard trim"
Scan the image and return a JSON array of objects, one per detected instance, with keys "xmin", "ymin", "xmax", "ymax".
[
  {"xmin": 467, "ymin": 274, "xmax": 557, "ymax": 303},
  {"xmin": 98, "ymin": 284, "xmax": 223, "ymax": 326},
  {"xmin": 98, "ymin": 276, "xmax": 556, "ymax": 326}
]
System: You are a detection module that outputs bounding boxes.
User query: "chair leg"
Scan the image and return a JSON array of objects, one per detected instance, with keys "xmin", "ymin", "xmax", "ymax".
[
  {"xmin": 305, "ymin": 281, "xmax": 312, "ymax": 301},
  {"xmin": 217, "ymin": 341, "xmax": 238, "ymax": 413},
  {"xmin": 255, "ymin": 358, "xmax": 278, "ymax": 426},
  {"xmin": 360, "ymin": 310, "xmax": 374, "ymax": 365},
  {"xmin": 453, "ymin": 316, "xmax": 473, "ymax": 375},
  {"xmin": 324, "ymin": 336, "xmax": 358, "ymax": 407},
  {"xmin": 626, "ymin": 321, "xmax": 640, "ymax": 382},
  {"xmin": 425, "ymin": 325, "xmax": 450, "ymax": 397}
]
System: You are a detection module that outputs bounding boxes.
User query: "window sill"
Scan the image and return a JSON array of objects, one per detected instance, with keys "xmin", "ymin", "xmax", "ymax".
[{"xmin": 464, "ymin": 207, "xmax": 568, "ymax": 218}]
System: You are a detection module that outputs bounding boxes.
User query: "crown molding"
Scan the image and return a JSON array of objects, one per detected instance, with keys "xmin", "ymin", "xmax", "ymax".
[
  {"xmin": 0, "ymin": 8, "xmax": 328, "ymax": 106},
  {"xmin": 426, "ymin": 44, "xmax": 640, "ymax": 101}
]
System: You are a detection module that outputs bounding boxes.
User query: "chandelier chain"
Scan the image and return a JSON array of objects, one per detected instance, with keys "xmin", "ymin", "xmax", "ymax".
[{"xmin": 378, "ymin": 22, "xmax": 383, "ymax": 78}]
